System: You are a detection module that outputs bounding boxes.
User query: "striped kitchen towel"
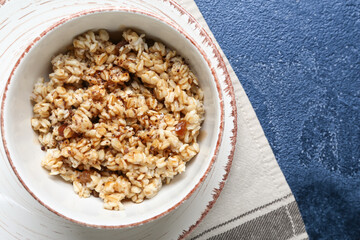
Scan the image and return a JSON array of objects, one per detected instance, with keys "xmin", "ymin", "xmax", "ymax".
[{"xmin": 179, "ymin": 0, "xmax": 309, "ymax": 239}]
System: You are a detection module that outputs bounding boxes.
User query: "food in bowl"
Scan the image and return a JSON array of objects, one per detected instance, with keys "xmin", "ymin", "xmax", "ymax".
[{"xmin": 30, "ymin": 29, "xmax": 205, "ymax": 210}]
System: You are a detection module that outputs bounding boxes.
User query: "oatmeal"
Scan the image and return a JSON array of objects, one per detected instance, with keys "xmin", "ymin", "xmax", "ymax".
[{"xmin": 31, "ymin": 29, "xmax": 204, "ymax": 210}]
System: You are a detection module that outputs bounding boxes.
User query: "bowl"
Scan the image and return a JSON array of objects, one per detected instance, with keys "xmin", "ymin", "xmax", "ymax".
[{"xmin": 1, "ymin": 9, "xmax": 223, "ymax": 228}]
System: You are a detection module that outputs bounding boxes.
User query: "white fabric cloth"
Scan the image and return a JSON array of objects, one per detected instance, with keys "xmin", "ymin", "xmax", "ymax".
[{"xmin": 178, "ymin": 1, "xmax": 308, "ymax": 239}]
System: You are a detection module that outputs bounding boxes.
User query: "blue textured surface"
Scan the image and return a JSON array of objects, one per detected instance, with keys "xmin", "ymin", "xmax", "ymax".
[{"xmin": 194, "ymin": 0, "xmax": 360, "ymax": 239}]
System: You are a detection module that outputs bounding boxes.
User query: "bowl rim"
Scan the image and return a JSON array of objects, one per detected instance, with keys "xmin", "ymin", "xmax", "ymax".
[{"xmin": 0, "ymin": 7, "xmax": 225, "ymax": 229}]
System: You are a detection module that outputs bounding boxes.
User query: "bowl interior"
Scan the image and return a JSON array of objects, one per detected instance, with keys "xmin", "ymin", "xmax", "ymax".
[{"xmin": 2, "ymin": 10, "xmax": 221, "ymax": 227}]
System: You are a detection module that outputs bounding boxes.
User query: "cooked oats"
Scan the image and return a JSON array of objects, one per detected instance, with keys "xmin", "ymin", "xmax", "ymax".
[{"xmin": 31, "ymin": 29, "xmax": 204, "ymax": 210}]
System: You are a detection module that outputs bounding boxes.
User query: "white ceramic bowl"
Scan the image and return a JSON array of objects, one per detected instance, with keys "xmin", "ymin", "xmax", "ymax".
[{"xmin": 1, "ymin": 9, "xmax": 224, "ymax": 228}]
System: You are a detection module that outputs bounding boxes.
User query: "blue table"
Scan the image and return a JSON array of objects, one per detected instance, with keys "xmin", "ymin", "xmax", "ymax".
[{"xmin": 195, "ymin": 1, "xmax": 360, "ymax": 239}]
